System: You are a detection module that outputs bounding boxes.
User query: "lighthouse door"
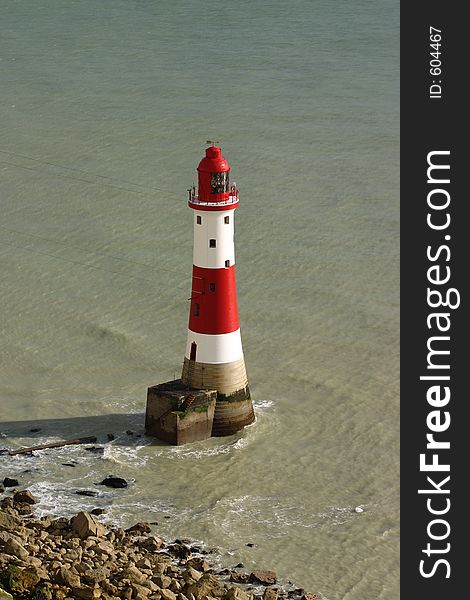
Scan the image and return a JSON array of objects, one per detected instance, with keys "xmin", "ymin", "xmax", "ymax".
[{"xmin": 190, "ymin": 342, "xmax": 197, "ymax": 361}]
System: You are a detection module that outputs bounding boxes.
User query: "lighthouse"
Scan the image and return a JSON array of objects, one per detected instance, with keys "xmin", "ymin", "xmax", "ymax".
[
  {"xmin": 181, "ymin": 144, "xmax": 255, "ymax": 436},
  {"xmin": 145, "ymin": 144, "xmax": 255, "ymax": 444}
]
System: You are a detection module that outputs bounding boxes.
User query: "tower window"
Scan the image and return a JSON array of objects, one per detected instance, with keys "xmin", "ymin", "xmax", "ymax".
[
  {"xmin": 197, "ymin": 216, "xmax": 202, "ymax": 225},
  {"xmin": 209, "ymin": 239, "xmax": 216, "ymax": 248},
  {"xmin": 224, "ymin": 216, "xmax": 230, "ymax": 224},
  {"xmin": 225, "ymin": 259, "xmax": 230, "ymax": 268},
  {"xmin": 193, "ymin": 303, "xmax": 199, "ymax": 316},
  {"xmin": 209, "ymin": 282, "xmax": 216, "ymax": 292}
]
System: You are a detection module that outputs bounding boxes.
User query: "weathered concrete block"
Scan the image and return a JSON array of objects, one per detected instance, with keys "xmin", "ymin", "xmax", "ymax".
[{"xmin": 145, "ymin": 380, "xmax": 217, "ymax": 445}]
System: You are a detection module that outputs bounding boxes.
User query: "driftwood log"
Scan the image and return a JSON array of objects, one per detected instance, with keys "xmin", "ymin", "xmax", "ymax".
[{"xmin": 7, "ymin": 436, "xmax": 98, "ymax": 456}]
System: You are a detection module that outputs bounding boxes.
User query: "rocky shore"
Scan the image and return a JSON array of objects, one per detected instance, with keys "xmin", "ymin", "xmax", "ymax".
[{"xmin": 0, "ymin": 485, "xmax": 318, "ymax": 600}]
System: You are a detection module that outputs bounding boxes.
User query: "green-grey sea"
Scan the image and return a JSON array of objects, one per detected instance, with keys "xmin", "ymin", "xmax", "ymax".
[{"xmin": 0, "ymin": 1, "xmax": 399, "ymax": 598}]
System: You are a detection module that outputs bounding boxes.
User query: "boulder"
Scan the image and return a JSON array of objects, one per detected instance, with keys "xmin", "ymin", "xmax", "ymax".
[
  {"xmin": 263, "ymin": 589, "xmax": 278, "ymax": 600},
  {"xmin": 82, "ymin": 566, "xmax": 111, "ymax": 584},
  {"xmin": 0, "ymin": 565, "xmax": 40, "ymax": 594},
  {"xmin": 249, "ymin": 571, "xmax": 277, "ymax": 585},
  {"xmin": 161, "ymin": 589, "xmax": 177, "ymax": 600},
  {"xmin": 13, "ymin": 490, "xmax": 38, "ymax": 505},
  {"xmin": 225, "ymin": 588, "xmax": 253, "ymax": 600},
  {"xmin": 0, "ymin": 589, "xmax": 13, "ymax": 599},
  {"xmin": 0, "ymin": 512, "xmax": 20, "ymax": 532},
  {"xmin": 72, "ymin": 586, "xmax": 101, "ymax": 599},
  {"xmin": 153, "ymin": 575, "xmax": 171, "ymax": 589},
  {"xmin": 186, "ymin": 573, "xmax": 224, "ymax": 600},
  {"xmin": 99, "ymin": 476, "xmax": 128, "ymax": 489},
  {"xmin": 126, "ymin": 522, "xmax": 151, "ymax": 534},
  {"xmin": 132, "ymin": 583, "xmax": 152, "ymax": 598},
  {"xmin": 54, "ymin": 566, "xmax": 81, "ymax": 588},
  {"xmin": 4, "ymin": 537, "xmax": 29, "ymax": 561},
  {"xmin": 71, "ymin": 512, "xmax": 107, "ymax": 539},
  {"xmin": 2, "ymin": 478, "xmax": 19, "ymax": 488}
]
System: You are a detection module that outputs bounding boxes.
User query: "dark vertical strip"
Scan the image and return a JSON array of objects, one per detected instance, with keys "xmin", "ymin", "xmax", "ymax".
[{"xmin": 401, "ymin": 2, "xmax": 465, "ymax": 595}]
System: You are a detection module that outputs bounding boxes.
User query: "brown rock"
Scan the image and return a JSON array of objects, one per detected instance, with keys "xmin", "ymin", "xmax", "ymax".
[
  {"xmin": 71, "ymin": 512, "xmax": 107, "ymax": 539},
  {"xmin": 183, "ymin": 568, "xmax": 203, "ymax": 583},
  {"xmin": 55, "ymin": 566, "xmax": 81, "ymax": 588},
  {"xmin": 72, "ymin": 586, "xmax": 101, "ymax": 599},
  {"xmin": 186, "ymin": 574, "xmax": 224, "ymax": 600},
  {"xmin": 186, "ymin": 558, "xmax": 210, "ymax": 573},
  {"xmin": 82, "ymin": 566, "xmax": 111, "ymax": 584},
  {"xmin": 263, "ymin": 589, "xmax": 278, "ymax": 600},
  {"xmin": 225, "ymin": 589, "xmax": 253, "ymax": 600},
  {"xmin": 132, "ymin": 583, "xmax": 152, "ymax": 598},
  {"xmin": 249, "ymin": 571, "xmax": 277, "ymax": 586},
  {"xmin": 0, "ymin": 511, "xmax": 20, "ymax": 531},
  {"xmin": 300, "ymin": 595, "xmax": 317, "ymax": 600},
  {"xmin": 13, "ymin": 490, "xmax": 38, "ymax": 505},
  {"xmin": 4, "ymin": 537, "xmax": 30, "ymax": 561},
  {"xmin": 126, "ymin": 522, "xmax": 151, "ymax": 534},
  {"xmin": 153, "ymin": 575, "xmax": 171, "ymax": 589},
  {"xmin": 161, "ymin": 590, "xmax": 177, "ymax": 600}
]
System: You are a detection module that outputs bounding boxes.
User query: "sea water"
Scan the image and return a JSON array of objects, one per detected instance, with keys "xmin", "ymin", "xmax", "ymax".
[{"xmin": 0, "ymin": 1, "xmax": 399, "ymax": 598}]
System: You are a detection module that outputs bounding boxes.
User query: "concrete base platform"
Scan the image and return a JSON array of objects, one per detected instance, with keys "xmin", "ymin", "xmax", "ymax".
[
  {"xmin": 145, "ymin": 380, "xmax": 217, "ymax": 445},
  {"xmin": 145, "ymin": 380, "xmax": 255, "ymax": 445}
]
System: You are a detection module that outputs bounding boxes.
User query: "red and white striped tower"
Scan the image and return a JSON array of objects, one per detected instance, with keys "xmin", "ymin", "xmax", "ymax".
[{"xmin": 181, "ymin": 144, "xmax": 255, "ymax": 436}]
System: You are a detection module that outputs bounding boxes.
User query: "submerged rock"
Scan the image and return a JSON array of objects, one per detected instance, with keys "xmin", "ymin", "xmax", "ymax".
[
  {"xmin": 99, "ymin": 476, "xmax": 128, "ymax": 489},
  {"xmin": 2, "ymin": 478, "xmax": 19, "ymax": 488}
]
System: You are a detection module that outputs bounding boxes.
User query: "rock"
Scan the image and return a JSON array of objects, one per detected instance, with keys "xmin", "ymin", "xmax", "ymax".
[
  {"xmin": 136, "ymin": 557, "xmax": 152, "ymax": 569},
  {"xmin": 249, "ymin": 571, "xmax": 277, "ymax": 586},
  {"xmin": 225, "ymin": 588, "xmax": 253, "ymax": 600},
  {"xmin": 229, "ymin": 573, "xmax": 249, "ymax": 584},
  {"xmin": 13, "ymin": 490, "xmax": 38, "ymax": 505},
  {"xmin": 235, "ymin": 563, "xmax": 244, "ymax": 569},
  {"xmin": 99, "ymin": 476, "xmax": 128, "ymax": 489},
  {"xmin": 82, "ymin": 566, "xmax": 110, "ymax": 584},
  {"xmin": 354, "ymin": 506, "xmax": 364, "ymax": 513},
  {"xmin": 4, "ymin": 537, "xmax": 30, "ymax": 561},
  {"xmin": 169, "ymin": 543, "xmax": 191, "ymax": 559},
  {"xmin": 126, "ymin": 522, "xmax": 151, "ymax": 534},
  {"xmin": 0, "ymin": 589, "xmax": 13, "ymax": 599},
  {"xmin": 62, "ymin": 462, "xmax": 78, "ymax": 467},
  {"xmin": 0, "ymin": 512, "xmax": 19, "ymax": 531},
  {"xmin": 161, "ymin": 590, "xmax": 177, "ymax": 600},
  {"xmin": 15, "ymin": 502, "xmax": 34, "ymax": 515},
  {"xmin": 90, "ymin": 508, "xmax": 105, "ymax": 516},
  {"xmin": 0, "ymin": 564, "xmax": 40, "ymax": 594},
  {"xmin": 186, "ymin": 573, "xmax": 224, "ymax": 600},
  {"xmin": 72, "ymin": 586, "xmax": 101, "ymax": 599},
  {"xmin": 299, "ymin": 595, "xmax": 317, "ymax": 600},
  {"xmin": 153, "ymin": 575, "xmax": 171, "ymax": 589},
  {"xmin": 186, "ymin": 558, "xmax": 210, "ymax": 573},
  {"xmin": 55, "ymin": 566, "xmax": 81, "ymax": 588},
  {"xmin": 76, "ymin": 490, "xmax": 99, "ymax": 497},
  {"xmin": 121, "ymin": 565, "xmax": 145, "ymax": 583},
  {"xmin": 106, "ymin": 433, "xmax": 115, "ymax": 441},
  {"xmin": 132, "ymin": 583, "xmax": 152, "ymax": 598},
  {"xmin": 85, "ymin": 446, "xmax": 105, "ymax": 454},
  {"xmin": 183, "ymin": 568, "xmax": 203, "ymax": 583},
  {"xmin": 0, "ymin": 486, "xmax": 3, "ymax": 494},
  {"xmin": 263, "ymin": 589, "xmax": 278, "ymax": 600},
  {"xmin": 71, "ymin": 512, "xmax": 107, "ymax": 538},
  {"xmin": 126, "ymin": 430, "xmax": 134, "ymax": 436},
  {"xmin": 30, "ymin": 582, "xmax": 53, "ymax": 600},
  {"xmin": 2, "ymin": 478, "xmax": 19, "ymax": 488}
]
